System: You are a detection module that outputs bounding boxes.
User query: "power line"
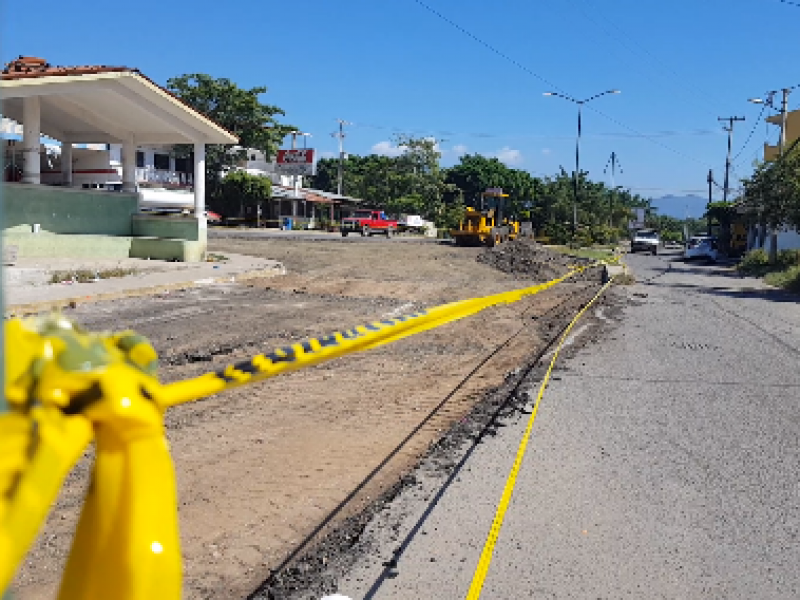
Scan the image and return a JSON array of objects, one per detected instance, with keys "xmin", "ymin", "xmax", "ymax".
[
  {"xmin": 573, "ymin": 0, "xmax": 725, "ymax": 109},
  {"xmin": 410, "ymin": 0, "xmax": 565, "ymax": 92},
  {"xmin": 733, "ymin": 101, "xmax": 767, "ymax": 165},
  {"xmin": 586, "ymin": 105, "xmax": 712, "ymax": 167},
  {"xmin": 348, "ymin": 120, "xmax": 723, "ymax": 141},
  {"xmin": 408, "ymin": 0, "xmax": 713, "ymax": 169}
]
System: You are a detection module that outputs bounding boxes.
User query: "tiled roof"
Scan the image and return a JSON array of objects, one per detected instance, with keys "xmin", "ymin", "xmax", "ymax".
[
  {"xmin": 1, "ymin": 56, "xmax": 237, "ymax": 141},
  {"xmin": 1, "ymin": 56, "xmax": 135, "ymax": 80},
  {"xmin": 271, "ymin": 185, "xmax": 365, "ymax": 204}
]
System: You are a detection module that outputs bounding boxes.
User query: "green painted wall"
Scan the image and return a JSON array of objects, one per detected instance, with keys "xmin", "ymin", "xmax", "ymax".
[
  {"xmin": 5, "ymin": 233, "xmax": 206, "ymax": 262},
  {"xmin": 4, "ymin": 232, "xmax": 134, "ymax": 259},
  {"xmin": 132, "ymin": 215, "xmax": 205, "ymax": 242},
  {"xmin": 4, "ymin": 183, "xmax": 137, "ymax": 235},
  {"xmin": 130, "ymin": 238, "xmax": 206, "ymax": 262}
]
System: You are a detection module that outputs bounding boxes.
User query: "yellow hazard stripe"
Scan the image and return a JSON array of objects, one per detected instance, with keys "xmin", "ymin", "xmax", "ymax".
[
  {"xmin": 465, "ymin": 277, "xmax": 614, "ymax": 599},
  {"xmin": 157, "ymin": 266, "xmax": 598, "ymax": 407}
]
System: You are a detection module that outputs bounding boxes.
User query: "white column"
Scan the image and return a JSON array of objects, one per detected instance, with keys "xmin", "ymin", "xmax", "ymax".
[
  {"xmin": 22, "ymin": 96, "xmax": 41, "ymax": 184},
  {"xmin": 61, "ymin": 142, "xmax": 73, "ymax": 186},
  {"xmin": 122, "ymin": 138, "xmax": 136, "ymax": 192},
  {"xmin": 194, "ymin": 142, "xmax": 206, "ymax": 224},
  {"xmin": 292, "ymin": 200, "xmax": 298, "ymax": 217}
]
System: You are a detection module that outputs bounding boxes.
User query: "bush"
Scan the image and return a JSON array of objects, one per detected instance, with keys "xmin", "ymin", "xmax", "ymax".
[
  {"xmin": 739, "ymin": 248, "xmax": 800, "ymax": 275},
  {"xmin": 765, "ymin": 265, "xmax": 800, "ymax": 292},
  {"xmin": 588, "ymin": 224, "xmax": 621, "ymax": 245},
  {"xmin": 542, "ymin": 223, "xmax": 573, "ymax": 245},
  {"xmin": 738, "ymin": 249, "xmax": 770, "ymax": 274},
  {"xmin": 778, "ymin": 249, "xmax": 800, "ymax": 267}
]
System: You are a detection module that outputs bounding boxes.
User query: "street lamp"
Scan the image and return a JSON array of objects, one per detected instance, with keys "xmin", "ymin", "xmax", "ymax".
[{"xmin": 544, "ymin": 89, "xmax": 620, "ymax": 234}]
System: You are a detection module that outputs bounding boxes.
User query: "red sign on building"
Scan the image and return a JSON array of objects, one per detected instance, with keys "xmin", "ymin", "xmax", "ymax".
[{"xmin": 276, "ymin": 149, "xmax": 315, "ymax": 175}]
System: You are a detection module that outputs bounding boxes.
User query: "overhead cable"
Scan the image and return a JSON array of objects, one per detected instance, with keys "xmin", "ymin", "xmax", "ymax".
[
  {"xmin": 408, "ymin": 0, "xmax": 714, "ymax": 169},
  {"xmin": 733, "ymin": 101, "xmax": 767, "ymax": 165}
]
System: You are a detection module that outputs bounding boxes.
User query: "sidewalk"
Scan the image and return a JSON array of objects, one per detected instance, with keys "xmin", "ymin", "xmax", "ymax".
[{"xmin": 4, "ymin": 252, "xmax": 285, "ymax": 316}]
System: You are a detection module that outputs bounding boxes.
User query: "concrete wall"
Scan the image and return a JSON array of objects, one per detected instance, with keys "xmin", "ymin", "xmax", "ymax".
[
  {"xmin": 5, "ymin": 232, "xmax": 205, "ymax": 262},
  {"xmin": 4, "ymin": 232, "xmax": 134, "ymax": 259},
  {"xmin": 3, "ymin": 184, "xmax": 206, "ymax": 262},
  {"xmin": 750, "ymin": 225, "xmax": 800, "ymax": 251},
  {"xmin": 132, "ymin": 215, "xmax": 204, "ymax": 241},
  {"xmin": 4, "ymin": 183, "xmax": 137, "ymax": 235}
]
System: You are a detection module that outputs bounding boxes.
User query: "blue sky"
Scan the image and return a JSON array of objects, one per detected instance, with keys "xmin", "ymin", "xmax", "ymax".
[{"xmin": 3, "ymin": 0, "xmax": 798, "ymax": 204}]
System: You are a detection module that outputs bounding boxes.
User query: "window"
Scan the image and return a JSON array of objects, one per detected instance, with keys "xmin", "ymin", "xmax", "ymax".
[
  {"xmin": 175, "ymin": 157, "xmax": 189, "ymax": 173},
  {"xmin": 136, "ymin": 151, "xmax": 145, "ymax": 168},
  {"xmin": 154, "ymin": 153, "xmax": 170, "ymax": 170}
]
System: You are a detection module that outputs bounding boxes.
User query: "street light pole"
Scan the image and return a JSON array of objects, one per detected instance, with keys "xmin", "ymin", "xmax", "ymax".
[
  {"xmin": 574, "ymin": 104, "xmax": 581, "ymax": 233},
  {"xmin": 544, "ymin": 89, "xmax": 620, "ymax": 236}
]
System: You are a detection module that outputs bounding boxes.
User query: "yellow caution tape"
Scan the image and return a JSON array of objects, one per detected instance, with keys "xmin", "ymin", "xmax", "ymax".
[
  {"xmin": 157, "ymin": 266, "xmax": 595, "ymax": 407},
  {"xmin": 2, "ymin": 258, "xmax": 606, "ymax": 599},
  {"xmin": 465, "ymin": 277, "xmax": 615, "ymax": 599}
]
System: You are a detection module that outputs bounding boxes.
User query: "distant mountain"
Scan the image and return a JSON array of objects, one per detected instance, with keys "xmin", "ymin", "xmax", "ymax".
[{"xmin": 651, "ymin": 195, "xmax": 708, "ymax": 220}]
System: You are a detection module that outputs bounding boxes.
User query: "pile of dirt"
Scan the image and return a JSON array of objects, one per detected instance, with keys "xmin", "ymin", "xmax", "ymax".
[{"xmin": 477, "ymin": 239, "xmax": 599, "ymax": 282}]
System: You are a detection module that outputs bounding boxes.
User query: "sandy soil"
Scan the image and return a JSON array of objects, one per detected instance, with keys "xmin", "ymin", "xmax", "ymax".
[{"xmin": 12, "ymin": 237, "xmax": 600, "ymax": 599}]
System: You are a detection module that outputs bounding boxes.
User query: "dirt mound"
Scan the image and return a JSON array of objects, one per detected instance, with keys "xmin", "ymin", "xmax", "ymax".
[{"xmin": 477, "ymin": 239, "xmax": 599, "ymax": 282}]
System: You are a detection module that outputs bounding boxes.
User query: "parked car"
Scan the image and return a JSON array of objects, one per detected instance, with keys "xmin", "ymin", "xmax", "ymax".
[
  {"xmin": 341, "ymin": 210, "xmax": 398, "ymax": 237},
  {"xmin": 684, "ymin": 236, "xmax": 719, "ymax": 262},
  {"xmin": 631, "ymin": 228, "xmax": 660, "ymax": 255}
]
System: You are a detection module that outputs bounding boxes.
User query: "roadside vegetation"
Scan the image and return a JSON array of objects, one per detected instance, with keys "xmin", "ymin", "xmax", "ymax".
[
  {"xmin": 547, "ymin": 245, "xmax": 617, "ymax": 262},
  {"xmin": 737, "ymin": 248, "xmax": 800, "ymax": 292},
  {"xmin": 49, "ymin": 267, "xmax": 138, "ymax": 284}
]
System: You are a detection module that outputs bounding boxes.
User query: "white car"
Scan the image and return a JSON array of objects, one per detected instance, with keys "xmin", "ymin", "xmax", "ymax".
[
  {"xmin": 684, "ymin": 236, "xmax": 719, "ymax": 262},
  {"xmin": 631, "ymin": 229, "xmax": 660, "ymax": 255}
]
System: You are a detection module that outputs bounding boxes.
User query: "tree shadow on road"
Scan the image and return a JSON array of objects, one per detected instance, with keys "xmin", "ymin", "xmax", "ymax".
[{"xmin": 639, "ymin": 256, "xmax": 799, "ymax": 304}]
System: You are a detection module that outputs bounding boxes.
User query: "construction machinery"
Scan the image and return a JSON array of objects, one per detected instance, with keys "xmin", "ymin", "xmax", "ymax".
[{"xmin": 450, "ymin": 189, "xmax": 533, "ymax": 247}]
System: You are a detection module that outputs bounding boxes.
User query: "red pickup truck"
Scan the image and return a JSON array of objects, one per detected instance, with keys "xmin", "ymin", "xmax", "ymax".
[{"xmin": 340, "ymin": 210, "xmax": 398, "ymax": 237}]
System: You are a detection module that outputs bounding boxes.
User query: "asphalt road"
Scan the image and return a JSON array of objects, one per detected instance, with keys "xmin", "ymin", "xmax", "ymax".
[{"xmin": 327, "ymin": 250, "xmax": 800, "ymax": 599}]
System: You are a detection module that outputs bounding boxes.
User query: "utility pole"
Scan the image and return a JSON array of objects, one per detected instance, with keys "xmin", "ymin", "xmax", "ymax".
[
  {"xmin": 331, "ymin": 119, "xmax": 351, "ymax": 197},
  {"xmin": 772, "ymin": 89, "xmax": 791, "ymax": 262},
  {"xmin": 603, "ymin": 151, "xmax": 622, "ymax": 227},
  {"xmin": 707, "ymin": 169, "xmax": 714, "ymax": 234},
  {"xmin": 718, "ymin": 116, "xmax": 745, "ymax": 203}
]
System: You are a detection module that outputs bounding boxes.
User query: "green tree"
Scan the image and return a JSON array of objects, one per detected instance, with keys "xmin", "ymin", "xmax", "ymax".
[
  {"xmin": 310, "ymin": 136, "xmax": 450, "ymax": 224},
  {"xmin": 166, "ymin": 73, "xmax": 294, "ymax": 200},
  {"xmin": 742, "ymin": 143, "xmax": 800, "ymax": 262},
  {"xmin": 218, "ymin": 171, "xmax": 272, "ymax": 219}
]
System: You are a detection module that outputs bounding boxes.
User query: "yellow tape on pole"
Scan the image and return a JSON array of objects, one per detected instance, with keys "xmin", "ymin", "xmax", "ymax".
[
  {"xmin": 465, "ymin": 277, "xmax": 614, "ymax": 600},
  {"xmin": 158, "ymin": 266, "xmax": 595, "ymax": 408}
]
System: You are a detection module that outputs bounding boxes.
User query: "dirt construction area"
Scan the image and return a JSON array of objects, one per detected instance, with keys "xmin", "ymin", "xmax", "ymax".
[{"xmin": 13, "ymin": 236, "xmax": 615, "ymax": 599}]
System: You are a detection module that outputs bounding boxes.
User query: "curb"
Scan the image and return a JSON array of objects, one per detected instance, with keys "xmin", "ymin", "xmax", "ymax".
[{"xmin": 4, "ymin": 264, "xmax": 286, "ymax": 318}]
